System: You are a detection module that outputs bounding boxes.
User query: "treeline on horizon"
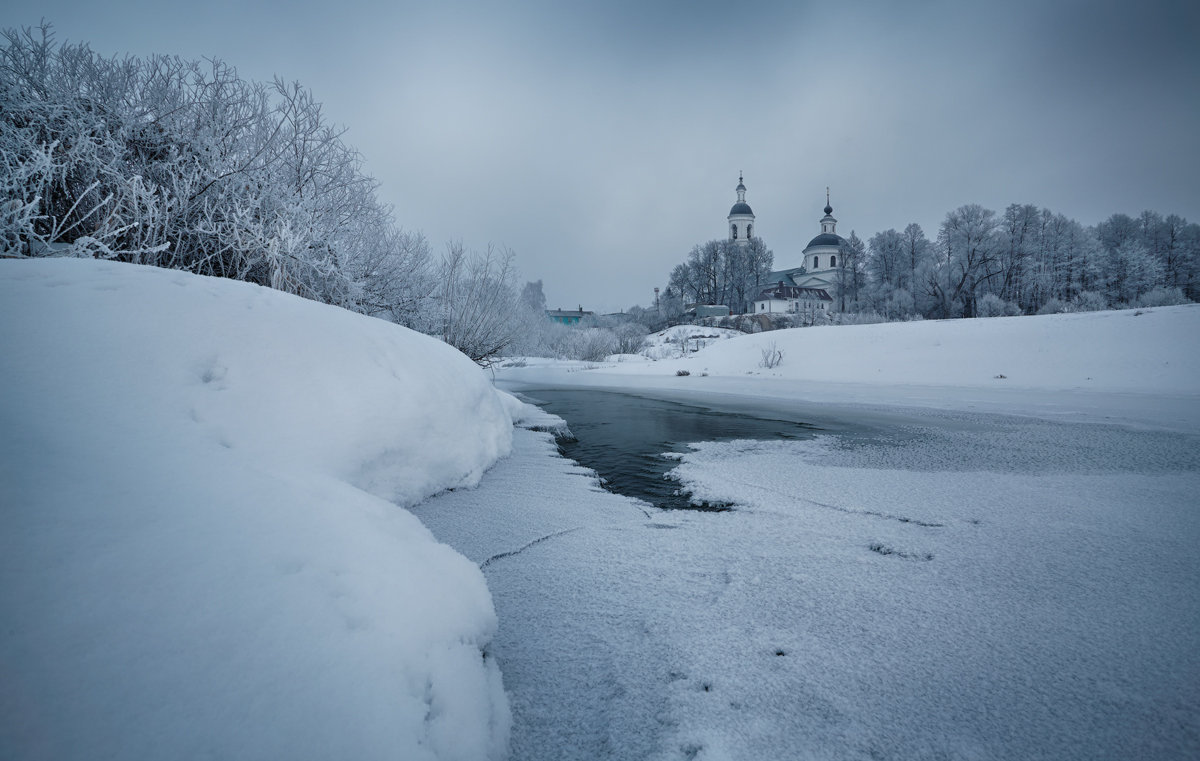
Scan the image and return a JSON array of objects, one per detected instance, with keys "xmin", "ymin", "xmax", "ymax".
[
  {"xmin": 3, "ymin": 24, "xmax": 1196, "ymax": 368},
  {"xmin": 663, "ymin": 203, "xmax": 1198, "ymax": 324}
]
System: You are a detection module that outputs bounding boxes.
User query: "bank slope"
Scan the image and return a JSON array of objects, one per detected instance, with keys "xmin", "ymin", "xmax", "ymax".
[
  {"xmin": 691, "ymin": 306, "xmax": 1200, "ymax": 394},
  {"xmin": 0, "ymin": 259, "xmax": 512, "ymax": 761},
  {"xmin": 501, "ymin": 305, "xmax": 1200, "ymax": 431}
]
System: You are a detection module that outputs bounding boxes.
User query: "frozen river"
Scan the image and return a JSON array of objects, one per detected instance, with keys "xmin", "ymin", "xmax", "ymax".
[{"xmin": 411, "ymin": 385, "xmax": 1200, "ymax": 760}]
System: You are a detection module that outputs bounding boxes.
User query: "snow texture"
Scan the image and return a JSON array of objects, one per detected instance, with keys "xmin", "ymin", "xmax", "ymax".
[
  {"xmin": 458, "ymin": 309, "xmax": 1200, "ymax": 759},
  {"xmin": 416, "ymin": 403, "xmax": 1200, "ymax": 760},
  {"xmin": 496, "ymin": 389, "xmax": 574, "ymax": 440},
  {"xmin": 501, "ymin": 305, "xmax": 1200, "ymax": 433},
  {"xmin": 638, "ymin": 325, "xmax": 745, "ymax": 360},
  {"xmin": 0, "ymin": 259, "xmax": 513, "ymax": 761},
  {"xmin": 659, "ymin": 429, "xmax": 1200, "ymax": 759}
]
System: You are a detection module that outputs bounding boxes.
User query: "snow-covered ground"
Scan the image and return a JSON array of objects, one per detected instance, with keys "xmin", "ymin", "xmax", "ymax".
[
  {"xmin": 0, "ymin": 260, "xmax": 513, "ymax": 761},
  {"xmin": 436, "ymin": 307, "xmax": 1200, "ymax": 759},
  {"xmin": 501, "ymin": 305, "xmax": 1200, "ymax": 433},
  {"xmin": 637, "ymin": 324, "xmax": 745, "ymax": 360},
  {"xmin": 6, "ymin": 259, "xmax": 1197, "ymax": 760},
  {"xmin": 417, "ymin": 411, "xmax": 1200, "ymax": 760}
]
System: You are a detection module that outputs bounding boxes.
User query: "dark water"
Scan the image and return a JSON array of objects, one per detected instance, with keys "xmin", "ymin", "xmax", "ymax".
[{"xmin": 522, "ymin": 389, "xmax": 822, "ymax": 510}]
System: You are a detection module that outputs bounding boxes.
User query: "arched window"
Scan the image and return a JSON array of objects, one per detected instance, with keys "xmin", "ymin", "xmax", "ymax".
[
  {"xmin": 812, "ymin": 256, "xmax": 819, "ymax": 269},
  {"xmin": 732, "ymin": 224, "xmax": 738, "ymax": 239},
  {"xmin": 747, "ymin": 224, "xmax": 753, "ymax": 238},
  {"xmin": 830, "ymin": 255, "xmax": 837, "ymax": 267}
]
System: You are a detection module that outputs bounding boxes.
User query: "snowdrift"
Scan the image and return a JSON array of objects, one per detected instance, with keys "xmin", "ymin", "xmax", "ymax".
[{"xmin": 0, "ymin": 260, "xmax": 513, "ymax": 761}]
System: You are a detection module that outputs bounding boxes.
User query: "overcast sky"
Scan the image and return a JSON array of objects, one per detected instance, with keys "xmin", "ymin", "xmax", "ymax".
[{"xmin": 20, "ymin": 0, "xmax": 1200, "ymax": 312}]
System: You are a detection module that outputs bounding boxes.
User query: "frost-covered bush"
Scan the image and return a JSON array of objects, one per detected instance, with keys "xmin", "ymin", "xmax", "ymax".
[
  {"xmin": 759, "ymin": 342, "xmax": 784, "ymax": 369},
  {"xmin": 1135, "ymin": 287, "xmax": 1189, "ymax": 307},
  {"xmin": 0, "ymin": 23, "xmax": 432, "ymax": 320},
  {"xmin": 428, "ymin": 243, "xmax": 522, "ymax": 365},
  {"xmin": 836, "ymin": 311, "xmax": 889, "ymax": 326},
  {"xmin": 976, "ymin": 293, "xmax": 1019, "ymax": 317},
  {"xmin": 1071, "ymin": 291, "xmax": 1109, "ymax": 312},
  {"xmin": 612, "ymin": 322, "xmax": 649, "ymax": 354},
  {"xmin": 546, "ymin": 327, "xmax": 620, "ymax": 361},
  {"xmin": 578, "ymin": 328, "xmax": 621, "ymax": 361},
  {"xmin": 715, "ymin": 314, "xmax": 757, "ymax": 333}
]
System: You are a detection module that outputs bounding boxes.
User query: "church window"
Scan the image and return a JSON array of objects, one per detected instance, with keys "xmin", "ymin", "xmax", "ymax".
[
  {"xmin": 813, "ymin": 256, "xmax": 819, "ymax": 269},
  {"xmin": 747, "ymin": 224, "xmax": 753, "ymax": 238},
  {"xmin": 831, "ymin": 255, "xmax": 837, "ymax": 267},
  {"xmin": 732, "ymin": 224, "xmax": 738, "ymax": 239}
]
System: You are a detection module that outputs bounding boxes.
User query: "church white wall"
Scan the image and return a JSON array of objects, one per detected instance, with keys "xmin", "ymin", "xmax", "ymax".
[
  {"xmin": 728, "ymin": 214, "xmax": 754, "ymax": 242},
  {"xmin": 753, "ymin": 298, "xmax": 829, "ymax": 315},
  {"xmin": 802, "ymin": 245, "xmax": 841, "ymax": 272}
]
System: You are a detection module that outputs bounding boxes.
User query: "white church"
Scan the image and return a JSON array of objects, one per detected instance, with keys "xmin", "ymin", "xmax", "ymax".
[{"xmin": 726, "ymin": 174, "xmax": 845, "ymax": 315}]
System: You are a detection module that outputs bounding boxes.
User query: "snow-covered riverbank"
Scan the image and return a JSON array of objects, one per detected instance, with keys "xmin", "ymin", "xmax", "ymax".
[
  {"xmin": 0, "ymin": 260, "xmax": 512, "ymax": 761},
  {"xmin": 417, "ymin": 388, "xmax": 1200, "ymax": 760},
  {"xmin": 446, "ymin": 309, "xmax": 1200, "ymax": 759},
  {"xmin": 4, "ymin": 259, "xmax": 1197, "ymax": 760},
  {"xmin": 499, "ymin": 304, "xmax": 1200, "ymax": 434}
]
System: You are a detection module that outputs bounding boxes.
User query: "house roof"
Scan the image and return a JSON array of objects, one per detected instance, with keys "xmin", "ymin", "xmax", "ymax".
[
  {"xmin": 756, "ymin": 284, "xmax": 832, "ymax": 301},
  {"xmin": 765, "ymin": 267, "xmax": 804, "ymax": 286}
]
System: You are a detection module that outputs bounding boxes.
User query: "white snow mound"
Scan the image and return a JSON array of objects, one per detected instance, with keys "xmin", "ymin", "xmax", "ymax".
[
  {"xmin": 672, "ymin": 307, "xmax": 1200, "ymax": 393},
  {"xmin": 0, "ymin": 259, "xmax": 513, "ymax": 761}
]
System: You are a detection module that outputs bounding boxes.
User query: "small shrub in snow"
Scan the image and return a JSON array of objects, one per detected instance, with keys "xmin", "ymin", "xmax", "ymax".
[
  {"xmin": 759, "ymin": 342, "xmax": 784, "ymax": 369},
  {"xmin": 837, "ymin": 311, "xmax": 889, "ymax": 326},
  {"xmin": 676, "ymin": 369, "xmax": 691, "ymax": 376}
]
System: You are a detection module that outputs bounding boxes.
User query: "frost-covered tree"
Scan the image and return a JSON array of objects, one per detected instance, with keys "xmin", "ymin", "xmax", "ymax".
[
  {"xmin": 667, "ymin": 237, "xmax": 773, "ymax": 315},
  {"xmin": 1106, "ymin": 240, "xmax": 1164, "ymax": 304},
  {"xmin": 0, "ymin": 23, "xmax": 432, "ymax": 322},
  {"xmin": 659, "ymin": 286, "xmax": 686, "ymax": 325},
  {"xmin": 867, "ymin": 229, "xmax": 906, "ymax": 294},
  {"xmin": 519, "ymin": 279, "xmax": 547, "ymax": 314},
  {"xmin": 835, "ymin": 231, "xmax": 867, "ymax": 311},
  {"xmin": 846, "ymin": 200, "xmax": 1191, "ymax": 321},
  {"xmin": 864, "ymin": 227, "xmax": 930, "ymax": 319},
  {"xmin": 432, "ymin": 242, "xmax": 522, "ymax": 366},
  {"xmin": 995, "ymin": 203, "xmax": 1040, "ymax": 308},
  {"xmin": 934, "ymin": 204, "xmax": 1003, "ymax": 317}
]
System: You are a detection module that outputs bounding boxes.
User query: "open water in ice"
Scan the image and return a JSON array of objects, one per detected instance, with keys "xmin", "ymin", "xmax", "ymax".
[{"xmin": 523, "ymin": 389, "xmax": 823, "ymax": 510}]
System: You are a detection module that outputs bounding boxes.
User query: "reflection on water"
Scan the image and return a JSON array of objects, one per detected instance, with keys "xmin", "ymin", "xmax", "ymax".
[{"xmin": 525, "ymin": 389, "xmax": 821, "ymax": 511}]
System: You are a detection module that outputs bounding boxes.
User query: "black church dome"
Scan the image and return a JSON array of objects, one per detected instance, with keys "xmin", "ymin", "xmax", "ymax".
[{"xmin": 805, "ymin": 233, "xmax": 842, "ymax": 248}]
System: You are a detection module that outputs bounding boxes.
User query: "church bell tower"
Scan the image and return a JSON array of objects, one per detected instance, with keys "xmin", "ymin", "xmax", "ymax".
[{"xmin": 727, "ymin": 172, "xmax": 755, "ymax": 245}]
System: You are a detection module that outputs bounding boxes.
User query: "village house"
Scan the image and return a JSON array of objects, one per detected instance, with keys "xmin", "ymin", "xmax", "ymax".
[
  {"xmin": 752, "ymin": 283, "xmax": 832, "ymax": 316},
  {"xmin": 546, "ymin": 306, "xmax": 594, "ymax": 325}
]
